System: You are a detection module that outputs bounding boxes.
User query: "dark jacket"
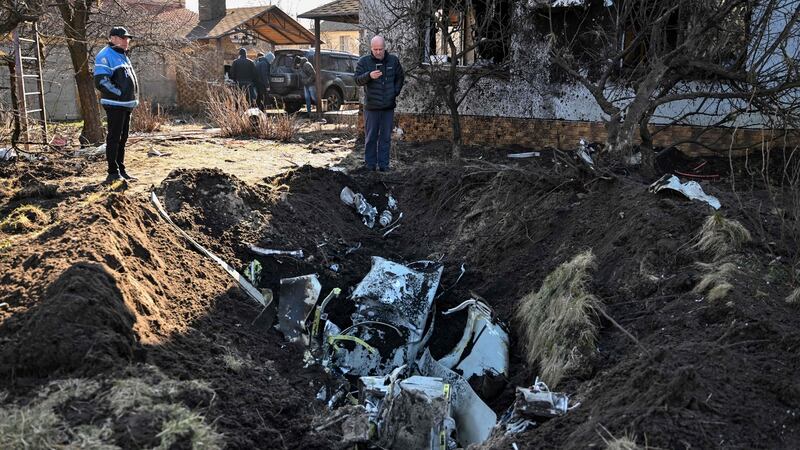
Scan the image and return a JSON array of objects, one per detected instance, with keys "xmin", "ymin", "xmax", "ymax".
[
  {"xmin": 297, "ymin": 57, "xmax": 316, "ymax": 87},
  {"xmin": 230, "ymin": 55, "xmax": 257, "ymax": 85},
  {"xmin": 255, "ymin": 56, "xmax": 271, "ymax": 88},
  {"xmin": 93, "ymin": 44, "xmax": 139, "ymax": 110},
  {"xmin": 355, "ymin": 52, "xmax": 404, "ymax": 111}
]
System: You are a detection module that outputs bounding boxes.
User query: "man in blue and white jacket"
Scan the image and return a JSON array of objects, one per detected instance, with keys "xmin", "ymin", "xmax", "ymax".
[{"xmin": 94, "ymin": 26, "xmax": 140, "ymax": 183}]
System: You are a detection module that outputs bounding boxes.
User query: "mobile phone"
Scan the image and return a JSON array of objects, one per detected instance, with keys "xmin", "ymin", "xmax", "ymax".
[{"xmin": 376, "ymin": 63, "xmax": 383, "ymax": 72}]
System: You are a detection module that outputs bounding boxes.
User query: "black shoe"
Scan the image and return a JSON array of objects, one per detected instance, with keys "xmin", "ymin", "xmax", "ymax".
[
  {"xmin": 378, "ymin": 166, "xmax": 390, "ymax": 172},
  {"xmin": 365, "ymin": 164, "xmax": 376, "ymax": 171},
  {"xmin": 120, "ymin": 171, "xmax": 138, "ymax": 181},
  {"xmin": 104, "ymin": 173, "xmax": 124, "ymax": 184}
]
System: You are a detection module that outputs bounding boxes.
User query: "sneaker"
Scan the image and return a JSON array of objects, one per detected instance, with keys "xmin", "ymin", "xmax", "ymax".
[
  {"xmin": 120, "ymin": 171, "xmax": 138, "ymax": 181},
  {"xmin": 103, "ymin": 173, "xmax": 123, "ymax": 184}
]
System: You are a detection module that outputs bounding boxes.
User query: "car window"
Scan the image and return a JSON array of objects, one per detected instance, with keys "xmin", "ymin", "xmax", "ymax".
[
  {"xmin": 335, "ymin": 58, "xmax": 353, "ymax": 73},
  {"xmin": 274, "ymin": 54, "xmax": 298, "ymax": 69},
  {"xmin": 321, "ymin": 54, "xmax": 335, "ymax": 71}
]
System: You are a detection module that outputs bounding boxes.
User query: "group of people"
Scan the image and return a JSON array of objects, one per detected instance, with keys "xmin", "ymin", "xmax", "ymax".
[
  {"xmin": 228, "ymin": 48, "xmax": 276, "ymax": 110},
  {"xmin": 93, "ymin": 27, "xmax": 405, "ymax": 184}
]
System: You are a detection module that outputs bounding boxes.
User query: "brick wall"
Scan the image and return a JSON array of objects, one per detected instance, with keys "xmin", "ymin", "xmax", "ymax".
[{"xmin": 390, "ymin": 113, "xmax": 794, "ymax": 157}]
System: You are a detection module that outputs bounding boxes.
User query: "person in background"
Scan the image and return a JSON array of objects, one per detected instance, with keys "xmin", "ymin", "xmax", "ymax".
[
  {"xmin": 295, "ymin": 56, "xmax": 317, "ymax": 115},
  {"xmin": 255, "ymin": 51, "xmax": 274, "ymax": 110},
  {"xmin": 93, "ymin": 26, "xmax": 140, "ymax": 183},
  {"xmin": 355, "ymin": 35, "xmax": 404, "ymax": 172},
  {"xmin": 229, "ymin": 47, "xmax": 257, "ymax": 106}
]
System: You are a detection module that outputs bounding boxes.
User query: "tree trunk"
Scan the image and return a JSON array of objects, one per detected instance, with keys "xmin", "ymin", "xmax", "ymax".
[
  {"xmin": 447, "ymin": 90, "xmax": 462, "ymax": 160},
  {"xmin": 66, "ymin": 39, "xmax": 104, "ymax": 146},
  {"xmin": 6, "ymin": 59, "xmax": 21, "ymax": 147},
  {"xmin": 638, "ymin": 115, "xmax": 656, "ymax": 177},
  {"xmin": 58, "ymin": 0, "xmax": 104, "ymax": 146}
]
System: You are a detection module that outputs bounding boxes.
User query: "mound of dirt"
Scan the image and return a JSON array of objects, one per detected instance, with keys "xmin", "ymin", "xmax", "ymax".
[
  {"xmin": 153, "ymin": 162, "xmax": 799, "ymax": 449},
  {"xmin": 0, "ymin": 190, "xmax": 338, "ymax": 449},
  {"xmin": 2, "ymin": 150, "xmax": 798, "ymax": 449}
]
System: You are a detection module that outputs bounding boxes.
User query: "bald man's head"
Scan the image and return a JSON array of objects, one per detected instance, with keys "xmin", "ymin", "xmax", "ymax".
[{"xmin": 371, "ymin": 35, "xmax": 386, "ymax": 60}]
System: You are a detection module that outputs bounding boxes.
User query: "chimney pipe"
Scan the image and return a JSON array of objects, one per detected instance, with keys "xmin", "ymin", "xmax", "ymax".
[{"xmin": 199, "ymin": 0, "xmax": 225, "ymax": 22}]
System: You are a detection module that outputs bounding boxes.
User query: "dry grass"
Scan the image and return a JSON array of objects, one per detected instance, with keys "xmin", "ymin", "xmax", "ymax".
[
  {"xmin": 221, "ymin": 350, "xmax": 251, "ymax": 373},
  {"xmin": 604, "ymin": 436, "xmax": 641, "ymax": 450},
  {"xmin": 694, "ymin": 214, "xmax": 752, "ymax": 260},
  {"xmin": 787, "ymin": 287, "xmax": 800, "ymax": 306},
  {"xmin": 205, "ymin": 86, "xmax": 299, "ymax": 142},
  {"xmin": 515, "ymin": 250, "xmax": 600, "ymax": 387},
  {"xmin": 154, "ymin": 404, "xmax": 224, "ymax": 449},
  {"xmin": 131, "ymin": 98, "xmax": 166, "ymax": 133},
  {"xmin": 0, "ymin": 204, "xmax": 49, "ymax": 234},
  {"xmin": 693, "ymin": 262, "xmax": 738, "ymax": 301},
  {"xmin": 0, "ymin": 379, "xmax": 102, "ymax": 449}
]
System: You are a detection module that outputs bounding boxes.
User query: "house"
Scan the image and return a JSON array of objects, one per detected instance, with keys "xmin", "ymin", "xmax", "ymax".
[
  {"xmin": 360, "ymin": 0, "xmax": 799, "ymax": 155},
  {"xmin": 313, "ymin": 21, "xmax": 360, "ymax": 55},
  {"xmin": 0, "ymin": 0, "xmax": 314, "ymax": 119}
]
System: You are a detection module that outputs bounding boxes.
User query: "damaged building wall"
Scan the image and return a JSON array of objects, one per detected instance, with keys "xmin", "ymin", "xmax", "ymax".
[{"xmin": 359, "ymin": 0, "xmax": 796, "ymax": 152}]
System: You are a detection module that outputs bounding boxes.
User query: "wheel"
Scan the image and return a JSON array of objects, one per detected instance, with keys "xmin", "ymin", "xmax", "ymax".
[
  {"xmin": 324, "ymin": 88, "xmax": 343, "ymax": 112},
  {"xmin": 284, "ymin": 102, "xmax": 302, "ymax": 114}
]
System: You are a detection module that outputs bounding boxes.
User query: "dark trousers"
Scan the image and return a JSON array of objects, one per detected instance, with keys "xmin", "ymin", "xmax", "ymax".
[
  {"xmin": 256, "ymin": 85, "xmax": 268, "ymax": 110},
  {"xmin": 364, "ymin": 109, "xmax": 394, "ymax": 169},
  {"xmin": 105, "ymin": 107, "xmax": 131, "ymax": 175}
]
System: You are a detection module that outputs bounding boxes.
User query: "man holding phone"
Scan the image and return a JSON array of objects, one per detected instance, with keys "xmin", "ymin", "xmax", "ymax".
[{"xmin": 355, "ymin": 35, "xmax": 405, "ymax": 172}]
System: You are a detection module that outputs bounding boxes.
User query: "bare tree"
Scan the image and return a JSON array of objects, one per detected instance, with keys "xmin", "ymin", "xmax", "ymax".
[
  {"xmin": 531, "ymin": 0, "xmax": 800, "ymax": 173},
  {"xmin": 364, "ymin": 0, "xmax": 514, "ymax": 159},
  {"xmin": 0, "ymin": 0, "xmax": 44, "ymax": 35}
]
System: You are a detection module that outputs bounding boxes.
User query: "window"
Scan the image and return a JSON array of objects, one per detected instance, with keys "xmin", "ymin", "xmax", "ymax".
[
  {"xmin": 335, "ymin": 57, "xmax": 354, "ymax": 73},
  {"xmin": 420, "ymin": 0, "xmax": 512, "ymax": 66}
]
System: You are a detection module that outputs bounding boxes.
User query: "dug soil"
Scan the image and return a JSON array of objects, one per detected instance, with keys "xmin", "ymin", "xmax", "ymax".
[{"xmin": 1, "ymin": 141, "xmax": 798, "ymax": 449}]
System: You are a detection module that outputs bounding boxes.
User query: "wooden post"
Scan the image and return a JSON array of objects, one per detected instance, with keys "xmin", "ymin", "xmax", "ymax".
[{"xmin": 314, "ymin": 18, "xmax": 323, "ymax": 118}]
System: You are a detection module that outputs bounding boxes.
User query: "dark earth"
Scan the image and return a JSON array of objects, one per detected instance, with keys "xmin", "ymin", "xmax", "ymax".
[{"xmin": 1, "ymin": 137, "xmax": 799, "ymax": 449}]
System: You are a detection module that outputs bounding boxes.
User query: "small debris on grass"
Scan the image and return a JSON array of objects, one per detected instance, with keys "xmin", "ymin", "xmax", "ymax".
[{"xmin": 649, "ymin": 174, "xmax": 721, "ymax": 209}]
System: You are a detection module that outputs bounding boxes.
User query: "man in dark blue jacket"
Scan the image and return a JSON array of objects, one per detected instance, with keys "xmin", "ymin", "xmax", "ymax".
[
  {"xmin": 355, "ymin": 35, "xmax": 405, "ymax": 171},
  {"xmin": 254, "ymin": 51, "xmax": 273, "ymax": 110},
  {"xmin": 94, "ymin": 26, "xmax": 140, "ymax": 183},
  {"xmin": 230, "ymin": 48, "xmax": 257, "ymax": 106}
]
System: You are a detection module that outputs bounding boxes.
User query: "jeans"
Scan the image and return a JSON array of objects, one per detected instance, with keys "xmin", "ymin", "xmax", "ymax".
[
  {"xmin": 104, "ymin": 107, "xmax": 132, "ymax": 175},
  {"xmin": 304, "ymin": 85, "xmax": 316, "ymax": 113},
  {"xmin": 364, "ymin": 109, "xmax": 394, "ymax": 169}
]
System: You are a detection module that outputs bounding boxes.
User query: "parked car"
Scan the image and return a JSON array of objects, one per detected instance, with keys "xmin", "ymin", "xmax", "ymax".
[{"xmin": 268, "ymin": 49, "xmax": 359, "ymax": 113}]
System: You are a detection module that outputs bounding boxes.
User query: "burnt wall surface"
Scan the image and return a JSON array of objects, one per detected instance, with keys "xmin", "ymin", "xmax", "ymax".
[{"xmin": 358, "ymin": 0, "xmax": 777, "ymax": 130}]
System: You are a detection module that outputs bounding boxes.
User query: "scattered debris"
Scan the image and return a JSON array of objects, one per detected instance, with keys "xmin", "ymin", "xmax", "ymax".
[
  {"xmin": 379, "ymin": 210, "xmax": 393, "ymax": 227},
  {"xmin": 150, "ymin": 192, "xmax": 268, "ymax": 307},
  {"xmin": 576, "ymin": 139, "xmax": 595, "ymax": 167},
  {"xmin": 418, "ymin": 350, "xmax": 497, "ymax": 446},
  {"xmin": 345, "ymin": 242, "xmax": 362, "ymax": 255},
  {"xmin": 508, "ymin": 151, "xmax": 540, "ymax": 159},
  {"xmin": 147, "ymin": 148, "xmax": 172, "ymax": 157},
  {"xmin": 1, "ymin": 148, "xmax": 17, "ymax": 161},
  {"xmin": 382, "ymin": 224, "xmax": 401, "ymax": 237},
  {"xmin": 249, "ymin": 245, "xmax": 304, "ymax": 259},
  {"xmin": 387, "ymin": 194, "xmax": 398, "ymax": 211},
  {"xmin": 75, "ymin": 144, "xmax": 106, "ymax": 158},
  {"xmin": 278, "ymin": 274, "xmax": 321, "ymax": 344},
  {"xmin": 244, "ymin": 260, "xmax": 262, "ymax": 284},
  {"xmin": 0, "ymin": 302, "xmax": 9, "ymax": 310},
  {"xmin": 649, "ymin": 174, "xmax": 721, "ymax": 209},
  {"xmin": 513, "ymin": 379, "xmax": 569, "ymax": 419},
  {"xmin": 329, "ymin": 263, "xmax": 340, "ymax": 272},
  {"xmin": 393, "ymin": 127, "xmax": 404, "ymax": 140},
  {"xmin": 340, "ymin": 186, "xmax": 378, "ymax": 228},
  {"xmin": 323, "ymin": 257, "xmax": 442, "ymax": 376},
  {"xmin": 438, "ymin": 299, "xmax": 509, "ymax": 397},
  {"xmin": 331, "ymin": 137, "xmax": 341, "ymax": 144}
]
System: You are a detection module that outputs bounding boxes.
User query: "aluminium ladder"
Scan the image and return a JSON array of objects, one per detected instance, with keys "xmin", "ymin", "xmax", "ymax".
[{"xmin": 12, "ymin": 21, "xmax": 48, "ymax": 149}]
